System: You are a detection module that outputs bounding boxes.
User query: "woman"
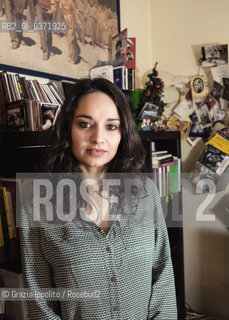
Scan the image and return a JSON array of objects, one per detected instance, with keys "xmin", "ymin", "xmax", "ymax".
[{"xmin": 20, "ymin": 78, "xmax": 177, "ymax": 319}]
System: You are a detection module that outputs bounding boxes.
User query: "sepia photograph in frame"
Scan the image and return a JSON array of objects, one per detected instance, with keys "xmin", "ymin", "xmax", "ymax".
[{"xmin": 0, "ymin": 0, "xmax": 120, "ymax": 81}]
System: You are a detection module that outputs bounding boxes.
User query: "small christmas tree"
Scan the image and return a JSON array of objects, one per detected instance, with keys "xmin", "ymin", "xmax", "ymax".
[{"xmin": 139, "ymin": 62, "xmax": 166, "ymax": 116}]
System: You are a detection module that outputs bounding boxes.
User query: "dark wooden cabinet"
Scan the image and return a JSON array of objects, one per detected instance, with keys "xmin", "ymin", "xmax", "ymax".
[{"xmin": 139, "ymin": 130, "xmax": 185, "ymax": 320}]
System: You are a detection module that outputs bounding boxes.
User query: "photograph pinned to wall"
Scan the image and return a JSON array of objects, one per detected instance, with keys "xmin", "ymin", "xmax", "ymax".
[
  {"xmin": 0, "ymin": 0, "xmax": 120, "ymax": 80},
  {"xmin": 220, "ymin": 98, "xmax": 229, "ymax": 111},
  {"xmin": 189, "ymin": 111, "xmax": 199, "ymax": 124},
  {"xmin": 138, "ymin": 102, "xmax": 159, "ymax": 131},
  {"xmin": 173, "ymin": 89, "xmax": 192, "ymax": 120},
  {"xmin": 210, "ymin": 81, "xmax": 224, "ymax": 102},
  {"xmin": 201, "ymin": 44, "xmax": 228, "ymax": 67},
  {"xmin": 188, "ymin": 123, "xmax": 210, "ymax": 137},
  {"xmin": 195, "ymin": 104, "xmax": 212, "ymax": 129},
  {"xmin": 212, "ymin": 105, "xmax": 226, "ymax": 122},
  {"xmin": 167, "ymin": 114, "xmax": 190, "ymax": 139},
  {"xmin": 190, "ymin": 75, "xmax": 207, "ymax": 98},
  {"xmin": 199, "ymin": 94, "xmax": 217, "ymax": 112},
  {"xmin": 192, "ymin": 97, "xmax": 203, "ymax": 110},
  {"xmin": 222, "ymin": 78, "xmax": 229, "ymax": 101},
  {"xmin": 199, "ymin": 144, "xmax": 229, "ymax": 175}
]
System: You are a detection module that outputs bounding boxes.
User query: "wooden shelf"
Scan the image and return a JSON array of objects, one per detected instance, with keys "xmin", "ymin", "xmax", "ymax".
[{"xmin": 0, "ymin": 129, "xmax": 54, "ymax": 148}]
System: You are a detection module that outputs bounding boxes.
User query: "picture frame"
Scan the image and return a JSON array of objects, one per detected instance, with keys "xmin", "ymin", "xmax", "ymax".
[
  {"xmin": 190, "ymin": 75, "xmax": 207, "ymax": 98},
  {"xmin": 0, "ymin": 0, "xmax": 120, "ymax": 81}
]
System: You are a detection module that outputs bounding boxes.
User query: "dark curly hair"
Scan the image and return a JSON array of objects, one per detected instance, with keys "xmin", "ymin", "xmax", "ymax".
[{"xmin": 46, "ymin": 78, "xmax": 145, "ymax": 173}]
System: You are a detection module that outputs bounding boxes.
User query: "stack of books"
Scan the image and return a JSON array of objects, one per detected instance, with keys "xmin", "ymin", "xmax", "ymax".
[{"xmin": 152, "ymin": 150, "xmax": 181, "ymax": 198}]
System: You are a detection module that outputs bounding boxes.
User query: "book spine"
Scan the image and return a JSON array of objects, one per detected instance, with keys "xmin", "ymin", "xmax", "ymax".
[
  {"xmin": 3, "ymin": 72, "xmax": 12, "ymax": 102},
  {"xmin": 51, "ymin": 81, "xmax": 65, "ymax": 102},
  {"xmin": 17, "ymin": 75, "xmax": 28, "ymax": 100},
  {"xmin": 153, "ymin": 161, "xmax": 178, "ymax": 169},
  {"xmin": 27, "ymin": 80, "xmax": 37, "ymax": 101},
  {"xmin": 40, "ymin": 84, "xmax": 51, "ymax": 103},
  {"xmin": 12, "ymin": 74, "xmax": 21, "ymax": 101},
  {"xmin": 7, "ymin": 73, "xmax": 17, "ymax": 102},
  {"xmin": 0, "ymin": 186, "xmax": 9, "ymax": 244},
  {"xmin": 48, "ymin": 83, "xmax": 64, "ymax": 105},
  {"xmin": 0, "ymin": 72, "xmax": 10, "ymax": 103},
  {"xmin": 169, "ymin": 163, "xmax": 179, "ymax": 194},
  {"xmin": 23, "ymin": 78, "xmax": 33, "ymax": 100},
  {"xmin": 33, "ymin": 80, "xmax": 44, "ymax": 102},
  {"xmin": 177, "ymin": 158, "xmax": 181, "ymax": 192},
  {"xmin": 44, "ymin": 84, "xmax": 58, "ymax": 104},
  {"xmin": 158, "ymin": 167, "xmax": 163, "ymax": 197},
  {"xmin": 2, "ymin": 187, "xmax": 16, "ymax": 239},
  {"xmin": 152, "ymin": 156, "xmax": 174, "ymax": 166},
  {"xmin": 15, "ymin": 74, "xmax": 24, "ymax": 100},
  {"xmin": 0, "ymin": 78, "xmax": 8, "ymax": 127},
  {"xmin": 0, "ymin": 215, "xmax": 4, "ymax": 247},
  {"xmin": 30, "ymin": 80, "xmax": 40, "ymax": 101}
]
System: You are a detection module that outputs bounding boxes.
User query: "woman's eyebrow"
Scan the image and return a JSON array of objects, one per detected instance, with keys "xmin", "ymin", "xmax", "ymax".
[
  {"xmin": 74, "ymin": 115, "xmax": 120, "ymax": 121},
  {"xmin": 107, "ymin": 118, "xmax": 120, "ymax": 121},
  {"xmin": 74, "ymin": 114, "xmax": 92, "ymax": 119}
]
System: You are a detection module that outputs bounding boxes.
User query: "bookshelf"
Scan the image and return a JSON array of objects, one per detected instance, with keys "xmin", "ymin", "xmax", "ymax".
[
  {"xmin": 0, "ymin": 131, "xmax": 52, "ymax": 275},
  {"xmin": 139, "ymin": 130, "xmax": 185, "ymax": 320}
]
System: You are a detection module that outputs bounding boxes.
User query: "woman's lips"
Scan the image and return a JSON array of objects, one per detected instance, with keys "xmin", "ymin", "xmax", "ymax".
[{"xmin": 86, "ymin": 149, "xmax": 107, "ymax": 156}]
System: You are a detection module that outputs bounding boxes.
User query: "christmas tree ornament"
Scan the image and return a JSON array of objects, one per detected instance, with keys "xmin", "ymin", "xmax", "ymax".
[{"xmin": 138, "ymin": 62, "xmax": 167, "ymax": 116}]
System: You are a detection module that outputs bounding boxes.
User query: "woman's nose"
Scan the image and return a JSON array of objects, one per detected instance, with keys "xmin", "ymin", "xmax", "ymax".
[{"xmin": 90, "ymin": 126, "xmax": 105, "ymax": 144}]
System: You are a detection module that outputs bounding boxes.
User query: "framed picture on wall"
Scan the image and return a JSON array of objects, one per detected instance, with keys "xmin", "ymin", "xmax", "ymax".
[{"xmin": 0, "ymin": 0, "xmax": 120, "ymax": 81}]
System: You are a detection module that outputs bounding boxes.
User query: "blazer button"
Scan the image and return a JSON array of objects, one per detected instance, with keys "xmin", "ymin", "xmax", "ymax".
[
  {"xmin": 106, "ymin": 246, "xmax": 111, "ymax": 252},
  {"xmin": 62, "ymin": 233, "xmax": 68, "ymax": 240},
  {"xmin": 113, "ymin": 306, "xmax": 119, "ymax": 311},
  {"xmin": 111, "ymin": 276, "xmax": 116, "ymax": 282}
]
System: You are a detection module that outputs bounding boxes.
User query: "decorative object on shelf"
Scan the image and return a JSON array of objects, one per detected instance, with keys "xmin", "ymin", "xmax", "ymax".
[
  {"xmin": 112, "ymin": 28, "xmax": 136, "ymax": 70},
  {"xmin": 138, "ymin": 62, "xmax": 166, "ymax": 115}
]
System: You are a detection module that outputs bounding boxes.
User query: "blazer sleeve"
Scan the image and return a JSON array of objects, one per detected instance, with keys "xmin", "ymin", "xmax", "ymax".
[
  {"xmin": 147, "ymin": 183, "xmax": 178, "ymax": 320},
  {"xmin": 20, "ymin": 200, "xmax": 62, "ymax": 320}
]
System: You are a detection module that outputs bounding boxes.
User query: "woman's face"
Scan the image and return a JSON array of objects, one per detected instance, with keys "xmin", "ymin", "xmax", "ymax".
[{"xmin": 71, "ymin": 92, "xmax": 121, "ymax": 173}]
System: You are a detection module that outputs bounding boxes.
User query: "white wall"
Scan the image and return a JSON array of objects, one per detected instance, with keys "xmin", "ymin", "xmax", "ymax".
[{"xmin": 120, "ymin": 0, "xmax": 229, "ymax": 318}]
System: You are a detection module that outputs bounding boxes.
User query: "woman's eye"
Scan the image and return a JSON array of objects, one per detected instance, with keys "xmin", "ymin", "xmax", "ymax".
[
  {"xmin": 107, "ymin": 124, "xmax": 117, "ymax": 130},
  {"xmin": 79, "ymin": 122, "xmax": 92, "ymax": 128}
]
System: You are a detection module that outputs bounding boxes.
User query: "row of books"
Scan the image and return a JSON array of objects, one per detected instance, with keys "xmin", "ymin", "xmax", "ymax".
[
  {"xmin": 0, "ymin": 179, "xmax": 19, "ymax": 247},
  {"xmin": 90, "ymin": 64, "xmax": 135, "ymax": 91},
  {"xmin": 0, "ymin": 71, "xmax": 65, "ymax": 105},
  {"xmin": 151, "ymin": 150, "xmax": 181, "ymax": 198},
  {"xmin": 7, "ymin": 100, "xmax": 60, "ymax": 131},
  {"xmin": 190, "ymin": 129, "xmax": 229, "ymax": 188}
]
